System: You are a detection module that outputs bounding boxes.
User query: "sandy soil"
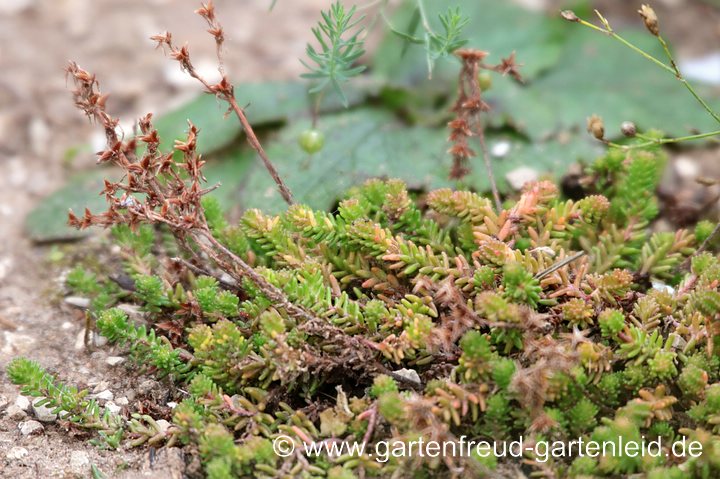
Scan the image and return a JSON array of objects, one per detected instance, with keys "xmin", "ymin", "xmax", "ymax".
[{"xmin": 0, "ymin": 0, "xmax": 719, "ymax": 477}]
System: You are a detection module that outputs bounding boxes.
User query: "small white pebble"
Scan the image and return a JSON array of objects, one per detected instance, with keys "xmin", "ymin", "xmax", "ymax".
[
  {"xmin": 5, "ymin": 405, "xmax": 27, "ymax": 421},
  {"xmin": 32, "ymin": 398, "xmax": 57, "ymax": 422},
  {"xmin": 69, "ymin": 450, "xmax": 90, "ymax": 474},
  {"xmin": 491, "ymin": 141, "xmax": 511, "ymax": 158},
  {"xmin": 92, "ymin": 381, "xmax": 111, "ymax": 393},
  {"xmin": 530, "ymin": 246, "xmax": 556, "ymax": 257},
  {"xmin": 105, "ymin": 401, "xmax": 121, "ymax": 415},
  {"xmin": 156, "ymin": 419, "xmax": 171, "ymax": 434},
  {"xmin": 115, "ymin": 396, "xmax": 129, "ymax": 406},
  {"xmin": 505, "ymin": 167, "xmax": 539, "ymax": 191},
  {"xmin": 652, "ymin": 281, "xmax": 675, "ymax": 295},
  {"xmin": 0, "ymin": 256, "xmax": 13, "ymax": 281},
  {"xmin": 679, "ymin": 53, "xmax": 720, "ymax": 86},
  {"xmin": 64, "ymin": 296, "xmax": 91, "ymax": 309},
  {"xmin": 392, "ymin": 368, "xmax": 421, "ymax": 384},
  {"xmin": 18, "ymin": 420, "xmax": 44, "ymax": 436},
  {"xmin": 15, "ymin": 395, "xmax": 30, "ymax": 411},
  {"xmin": 74, "ymin": 330, "xmax": 87, "ymax": 350},
  {"xmin": 673, "ymin": 157, "xmax": 700, "ymax": 180},
  {"xmin": 105, "ymin": 356, "xmax": 126, "ymax": 366},
  {"xmin": 29, "ymin": 117, "xmax": 50, "ymax": 156},
  {"xmin": 166, "ymin": 402, "xmax": 178, "ymax": 409},
  {"xmin": 92, "ymin": 390, "xmax": 114, "ymax": 401},
  {"xmin": 6, "ymin": 446, "xmax": 29, "ymax": 461},
  {"xmin": 61, "ymin": 321, "xmax": 74, "ymax": 330}
]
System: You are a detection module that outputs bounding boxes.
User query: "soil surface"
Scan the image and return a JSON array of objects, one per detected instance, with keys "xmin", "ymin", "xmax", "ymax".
[{"xmin": 0, "ymin": 0, "xmax": 719, "ymax": 477}]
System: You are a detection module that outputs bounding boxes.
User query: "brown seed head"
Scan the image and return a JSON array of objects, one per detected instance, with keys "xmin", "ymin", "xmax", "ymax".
[
  {"xmin": 638, "ymin": 4, "xmax": 659, "ymax": 36},
  {"xmin": 560, "ymin": 10, "xmax": 579, "ymax": 22},
  {"xmin": 587, "ymin": 114, "xmax": 605, "ymax": 140}
]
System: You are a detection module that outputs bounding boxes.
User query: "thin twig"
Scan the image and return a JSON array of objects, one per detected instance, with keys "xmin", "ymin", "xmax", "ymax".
[
  {"xmin": 170, "ymin": 256, "xmax": 240, "ymax": 291},
  {"xmin": 573, "ymin": 9, "xmax": 720, "ymax": 126},
  {"xmin": 153, "ymin": 2, "xmax": 295, "ymax": 205},
  {"xmin": 534, "ymin": 251, "xmax": 587, "ymax": 280},
  {"xmin": 679, "ymin": 222, "xmax": 720, "ymax": 272},
  {"xmin": 478, "ymin": 128, "xmax": 502, "ymax": 211}
]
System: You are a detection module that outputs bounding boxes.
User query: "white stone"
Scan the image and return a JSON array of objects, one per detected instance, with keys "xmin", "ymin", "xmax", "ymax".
[
  {"xmin": 115, "ymin": 396, "xmax": 129, "ymax": 406},
  {"xmin": 69, "ymin": 450, "xmax": 90, "ymax": 475},
  {"xmin": 8, "ymin": 157, "xmax": 28, "ymax": 186},
  {"xmin": 679, "ymin": 53, "xmax": 720, "ymax": 86},
  {"xmin": 6, "ymin": 447, "xmax": 28, "ymax": 461},
  {"xmin": 156, "ymin": 419, "xmax": 171, "ymax": 434},
  {"xmin": 137, "ymin": 379, "xmax": 158, "ymax": 395},
  {"xmin": 392, "ymin": 368, "xmax": 421, "ymax": 385},
  {"xmin": 652, "ymin": 281, "xmax": 676, "ymax": 295},
  {"xmin": 673, "ymin": 157, "xmax": 700, "ymax": 180},
  {"xmin": 5, "ymin": 405, "xmax": 27, "ymax": 421},
  {"xmin": 65, "ymin": 296, "xmax": 91, "ymax": 309},
  {"xmin": 505, "ymin": 166, "xmax": 539, "ymax": 190},
  {"xmin": 105, "ymin": 401, "xmax": 121, "ymax": 415},
  {"xmin": 18, "ymin": 419, "xmax": 44, "ymax": 435},
  {"xmin": 167, "ymin": 401, "xmax": 178, "ymax": 409},
  {"xmin": 74, "ymin": 330, "xmax": 87, "ymax": 350},
  {"xmin": 92, "ymin": 390, "xmax": 114, "ymax": 401},
  {"xmin": 32, "ymin": 398, "xmax": 57, "ymax": 422},
  {"xmin": 92, "ymin": 381, "xmax": 111, "ymax": 393},
  {"xmin": 29, "ymin": 117, "xmax": 50, "ymax": 156},
  {"xmin": 106, "ymin": 356, "xmax": 126, "ymax": 366},
  {"xmin": 2, "ymin": 331, "xmax": 36, "ymax": 355},
  {"xmin": 491, "ymin": 141, "xmax": 511, "ymax": 158},
  {"xmin": 0, "ymin": 256, "xmax": 12, "ymax": 281},
  {"xmin": 15, "ymin": 395, "xmax": 30, "ymax": 411}
]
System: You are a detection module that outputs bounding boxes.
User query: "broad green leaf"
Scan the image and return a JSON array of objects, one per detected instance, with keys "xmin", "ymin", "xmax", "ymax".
[
  {"xmin": 154, "ymin": 80, "xmax": 378, "ymax": 153},
  {"xmin": 488, "ymin": 28, "xmax": 720, "ymax": 140},
  {"xmin": 374, "ymin": 0, "xmax": 569, "ymax": 86},
  {"xmin": 27, "ymin": 108, "xmax": 600, "ymax": 241},
  {"xmin": 25, "ymin": 169, "xmax": 118, "ymax": 242},
  {"xmin": 204, "ymin": 108, "xmax": 602, "ymax": 214}
]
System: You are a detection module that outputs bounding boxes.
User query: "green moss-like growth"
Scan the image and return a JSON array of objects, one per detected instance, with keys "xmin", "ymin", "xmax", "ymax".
[{"xmin": 10, "ymin": 141, "xmax": 720, "ymax": 478}]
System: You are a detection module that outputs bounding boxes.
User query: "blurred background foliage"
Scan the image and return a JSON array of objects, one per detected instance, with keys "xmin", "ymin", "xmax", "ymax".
[{"xmin": 26, "ymin": 0, "xmax": 720, "ymax": 241}]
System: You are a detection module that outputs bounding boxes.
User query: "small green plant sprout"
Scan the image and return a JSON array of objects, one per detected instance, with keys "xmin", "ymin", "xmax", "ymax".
[
  {"xmin": 7, "ymin": 358, "xmax": 126, "ymax": 448},
  {"xmin": 386, "ymin": 4, "xmax": 470, "ymax": 78},
  {"xmin": 301, "ymin": 1, "xmax": 367, "ymax": 107}
]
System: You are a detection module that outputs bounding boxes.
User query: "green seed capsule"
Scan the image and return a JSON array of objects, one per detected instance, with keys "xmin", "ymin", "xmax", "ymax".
[
  {"xmin": 478, "ymin": 72, "xmax": 492, "ymax": 91},
  {"xmin": 298, "ymin": 129, "xmax": 325, "ymax": 154}
]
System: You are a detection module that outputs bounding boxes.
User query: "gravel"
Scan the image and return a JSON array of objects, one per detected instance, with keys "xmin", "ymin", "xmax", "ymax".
[
  {"xmin": 6, "ymin": 446, "xmax": 29, "ymax": 461},
  {"xmin": 69, "ymin": 450, "xmax": 90, "ymax": 475},
  {"xmin": 5, "ymin": 405, "xmax": 27, "ymax": 421},
  {"xmin": 32, "ymin": 398, "xmax": 58, "ymax": 422},
  {"xmin": 106, "ymin": 356, "xmax": 126, "ymax": 366},
  {"xmin": 18, "ymin": 419, "xmax": 44, "ymax": 436},
  {"xmin": 14, "ymin": 395, "xmax": 30, "ymax": 411}
]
